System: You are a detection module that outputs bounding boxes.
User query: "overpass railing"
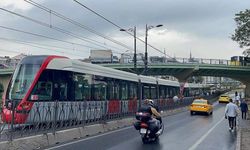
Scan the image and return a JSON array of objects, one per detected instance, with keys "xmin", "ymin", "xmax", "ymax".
[
  {"xmin": 107, "ymin": 57, "xmax": 249, "ymax": 67},
  {"xmin": 0, "ymin": 93, "xmax": 220, "ymax": 141}
]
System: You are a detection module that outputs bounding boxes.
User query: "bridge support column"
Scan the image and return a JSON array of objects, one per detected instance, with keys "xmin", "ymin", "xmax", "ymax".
[
  {"xmin": 179, "ymin": 82, "xmax": 186, "ymax": 97},
  {"xmin": 245, "ymin": 83, "xmax": 250, "ymax": 100}
]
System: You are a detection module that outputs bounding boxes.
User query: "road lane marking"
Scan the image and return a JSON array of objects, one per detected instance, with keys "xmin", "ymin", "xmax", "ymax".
[
  {"xmin": 45, "ymin": 126, "xmax": 133, "ymax": 150},
  {"xmin": 188, "ymin": 116, "xmax": 224, "ymax": 150}
]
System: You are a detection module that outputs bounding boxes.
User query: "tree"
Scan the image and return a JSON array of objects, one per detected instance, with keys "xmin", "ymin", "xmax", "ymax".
[{"xmin": 231, "ymin": 9, "xmax": 250, "ymax": 56}]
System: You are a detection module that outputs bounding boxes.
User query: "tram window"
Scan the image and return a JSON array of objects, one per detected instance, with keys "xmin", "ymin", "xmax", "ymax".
[
  {"xmin": 120, "ymin": 82, "xmax": 128, "ymax": 100},
  {"xmin": 73, "ymin": 73, "xmax": 91, "ymax": 100},
  {"xmin": 151, "ymin": 86, "xmax": 156, "ymax": 99},
  {"xmin": 169, "ymin": 88, "xmax": 173, "ymax": 97},
  {"xmin": 160, "ymin": 86, "xmax": 165, "ymax": 98},
  {"xmin": 129, "ymin": 82, "xmax": 137, "ymax": 99},
  {"xmin": 143, "ymin": 85, "xmax": 150, "ymax": 99},
  {"xmin": 10, "ymin": 64, "xmax": 40, "ymax": 100},
  {"xmin": 93, "ymin": 83, "xmax": 106, "ymax": 101},
  {"xmin": 107, "ymin": 79, "xmax": 119, "ymax": 100},
  {"xmin": 30, "ymin": 81, "xmax": 52, "ymax": 101},
  {"xmin": 55, "ymin": 82, "xmax": 67, "ymax": 100}
]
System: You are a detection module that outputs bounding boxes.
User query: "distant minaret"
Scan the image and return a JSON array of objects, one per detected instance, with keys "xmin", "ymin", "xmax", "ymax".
[{"xmin": 190, "ymin": 51, "xmax": 192, "ymax": 59}]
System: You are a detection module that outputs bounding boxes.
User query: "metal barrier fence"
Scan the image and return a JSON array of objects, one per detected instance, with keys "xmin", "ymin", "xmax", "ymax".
[
  {"xmin": 118, "ymin": 57, "xmax": 249, "ymax": 67},
  {"xmin": 0, "ymin": 95, "xmax": 219, "ymax": 141}
]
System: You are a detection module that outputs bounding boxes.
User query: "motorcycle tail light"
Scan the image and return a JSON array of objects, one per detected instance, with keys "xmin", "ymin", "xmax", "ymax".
[{"xmin": 140, "ymin": 122, "xmax": 148, "ymax": 128}]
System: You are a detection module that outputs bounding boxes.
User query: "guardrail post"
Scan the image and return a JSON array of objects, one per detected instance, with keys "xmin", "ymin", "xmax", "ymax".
[
  {"xmin": 53, "ymin": 99, "xmax": 58, "ymax": 135},
  {"xmin": 83, "ymin": 99, "xmax": 87, "ymax": 126},
  {"xmin": 10, "ymin": 100, "xmax": 15, "ymax": 141}
]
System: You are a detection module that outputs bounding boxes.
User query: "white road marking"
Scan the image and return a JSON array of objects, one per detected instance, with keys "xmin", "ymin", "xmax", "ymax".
[
  {"xmin": 45, "ymin": 126, "xmax": 133, "ymax": 150},
  {"xmin": 188, "ymin": 116, "xmax": 224, "ymax": 150}
]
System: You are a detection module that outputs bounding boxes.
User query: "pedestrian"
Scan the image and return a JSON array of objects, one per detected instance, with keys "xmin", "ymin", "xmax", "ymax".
[
  {"xmin": 240, "ymin": 100, "xmax": 248, "ymax": 120},
  {"xmin": 235, "ymin": 94, "xmax": 240, "ymax": 106},
  {"xmin": 225, "ymin": 99, "xmax": 240, "ymax": 132}
]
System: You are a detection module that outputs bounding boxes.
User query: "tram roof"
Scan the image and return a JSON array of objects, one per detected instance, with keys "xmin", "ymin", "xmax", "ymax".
[
  {"xmin": 45, "ymin": 56, "xmax": 205, "ymax": 88},
  {"xmin": 157, "ymin": 78, "xmax": 179, "ymax": 87},
  {"xmin": 47, "ymin": 58, "xmax": 139, "ymax": 82}
]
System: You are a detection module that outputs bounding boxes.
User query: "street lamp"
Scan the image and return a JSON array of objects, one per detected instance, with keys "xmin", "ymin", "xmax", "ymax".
[
  {"xmin": 145, "ymin": 24, "xmax": 163, "ymax": 75},
  {"xmin": 120, "ymin": 26, "xmax": 137, "ymax": 73}
]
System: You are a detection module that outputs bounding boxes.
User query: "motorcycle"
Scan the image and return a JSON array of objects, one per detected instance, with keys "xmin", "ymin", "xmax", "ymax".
[{"xmin": 134, "ymin": 112, "xmax": 164, "ymax": 144}]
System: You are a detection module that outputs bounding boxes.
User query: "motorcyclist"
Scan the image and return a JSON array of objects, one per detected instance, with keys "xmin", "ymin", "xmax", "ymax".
[
  {"xmin": 143, "ymin": 99, "xmax": 162, "ymax": 123},
  {"xmin": 138, "ymin": 99, "xmax": 162, "ymax": 137}
]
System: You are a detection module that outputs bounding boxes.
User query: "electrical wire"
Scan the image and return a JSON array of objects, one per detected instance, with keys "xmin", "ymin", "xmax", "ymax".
[
  {"xmin": 0, "ymin": 7, "xmax": 130, "ymax": 51},
  {"xmin": 25, "ymin": 0, "xmax": 134, "ymax": 52},
  {"xmin": 0, "ymin": 37, "xmax": 83, "ymax": 55},
  {"xmin": 0, "ymin": 25, "xmax": 96, "ymax": 49},
  {"xmin": 73, "ymin": 0, "xmax": 172, "ymax": 58}
]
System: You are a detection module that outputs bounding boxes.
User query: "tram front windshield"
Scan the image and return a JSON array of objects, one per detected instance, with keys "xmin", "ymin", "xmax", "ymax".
[
  {"xmin": 7, "ymin": 64, "xmax": 40, "ymax": 100},
  {"xmin": 6, "ymin": 55, "xmax": 48, "ymax": 101}
]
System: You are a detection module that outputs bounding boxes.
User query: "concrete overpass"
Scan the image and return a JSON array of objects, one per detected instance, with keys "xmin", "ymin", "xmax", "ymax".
[{"xmin": 102, "ymin": 63, "xmax": 250, "ymax": 97}]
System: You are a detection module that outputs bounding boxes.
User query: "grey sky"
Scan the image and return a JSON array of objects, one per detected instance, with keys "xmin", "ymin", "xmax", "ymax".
[{"xmin": 0, "ymin": 0, "xmax": 249, "ymax": 59}]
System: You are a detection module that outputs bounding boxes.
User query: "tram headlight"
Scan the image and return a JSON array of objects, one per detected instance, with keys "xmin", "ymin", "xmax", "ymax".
[{"xmin": 7, "ymin": 102, "xmax": 12, "ymax": 109}]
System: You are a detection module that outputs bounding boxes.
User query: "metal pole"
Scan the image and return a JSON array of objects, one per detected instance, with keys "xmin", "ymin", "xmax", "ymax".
[
  {"xmin": 134, "ymin": 26, "xmax": 137, "ymax": 74},
  {"xmin": 10, "ymin": 100, "xmax": 15, "ymax": 141},
  {"xmin": 145, "ymin": 24, "xmax": 148, "ymax": 75}
]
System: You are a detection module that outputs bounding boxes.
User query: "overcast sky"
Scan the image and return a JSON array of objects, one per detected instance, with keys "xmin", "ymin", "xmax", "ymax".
[{"xmin": 0, "ymin": 0, "xmax": 249, "ymax": 59}]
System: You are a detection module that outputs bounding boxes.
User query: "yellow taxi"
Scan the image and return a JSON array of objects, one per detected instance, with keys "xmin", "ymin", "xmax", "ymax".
[
  {"xmin": 218, "ymin": 95, "xmax": 230, "ymax": 103},
  {"xmin": 190, "ymin": 99, "xmax": 213, "ymax": 115}
]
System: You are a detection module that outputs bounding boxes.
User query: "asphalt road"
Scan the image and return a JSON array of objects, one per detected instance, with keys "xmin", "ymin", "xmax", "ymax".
[{"xmin": 46, "ymin": 102, "xmax": 237, "ymax": 150}]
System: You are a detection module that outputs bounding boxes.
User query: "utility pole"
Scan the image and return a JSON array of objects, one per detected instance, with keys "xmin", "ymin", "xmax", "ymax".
[{"xmin": 144, "ymin": 24, "xmax": 163, "ymax": 75}]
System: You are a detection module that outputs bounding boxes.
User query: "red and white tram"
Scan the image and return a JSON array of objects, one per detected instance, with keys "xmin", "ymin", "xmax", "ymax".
[{"xmin": 1, "ymin": 55, "xmax": 193, "ymax": 124}]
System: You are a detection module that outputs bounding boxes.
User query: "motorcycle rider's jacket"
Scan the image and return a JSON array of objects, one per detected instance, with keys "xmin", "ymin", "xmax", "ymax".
[{"xmin": 139, "ymin": 105, "xmax": 161, "ymax": 118}]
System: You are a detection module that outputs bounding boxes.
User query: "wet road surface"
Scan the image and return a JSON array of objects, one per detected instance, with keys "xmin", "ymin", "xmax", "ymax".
[{"xmin": 46, "ymin": 102, "xmax": 237, "ymax": 150}]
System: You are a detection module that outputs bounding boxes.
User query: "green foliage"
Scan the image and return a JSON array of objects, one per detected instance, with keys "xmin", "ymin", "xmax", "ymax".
[{"xmin": 231, "ymin": 9, "xmax": 250, "ymax": 49}]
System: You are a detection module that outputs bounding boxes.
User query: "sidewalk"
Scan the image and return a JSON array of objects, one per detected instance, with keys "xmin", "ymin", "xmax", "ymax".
[
  {"xmin": 237, "ymin": 114, "xmax": 250, "ymax": 150},
  {"xmin": 239, "ymin": 119, "xmax": 250, "ymax": 150}
]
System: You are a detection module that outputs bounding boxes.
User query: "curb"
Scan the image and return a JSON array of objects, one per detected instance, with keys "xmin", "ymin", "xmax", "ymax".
[
  {"xmin": 236, "ymin": 128, "xmax": 241, "ymax": 150},
  {"xmin": 0, "ymin": 106, "xmax": 189, "ymax": 150}
]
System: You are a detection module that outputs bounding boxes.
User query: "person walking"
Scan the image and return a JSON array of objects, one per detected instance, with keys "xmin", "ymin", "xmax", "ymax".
[
  {"xmin": 235, "ymin": 94, "xmax": 240, "ymax": 106},
  {"xmin": 225, "ymin": 99, "xmax": 240, "ymax": 132},
  {"xmin": 240, "ymin": 100, "xmax": 248, "ymax": 120}
]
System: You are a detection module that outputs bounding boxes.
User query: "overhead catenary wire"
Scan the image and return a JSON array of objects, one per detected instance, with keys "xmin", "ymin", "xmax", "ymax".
[
  {"xmin": 0, "ymin": 36, "xmax": 128, "ymax": 56},
  {"xmin": 0, "ymin": 37, "xmax": 88, "ymax": 56},
  {"xmin": 0, "ymin": 25, "xmax": 96, "ymax": 49},
  {"xmin": 0, "ymin": 7, "xmax": 131, "ymax": 52},
  {"xmin": 0, "ymin": 37, "xmax": 78, "ymax": 52},
  {"xmin": 73, "ymin": 0, "xmax": 172, "ymax": 58},
  {"xmin": 24, "ymin": 0, "xmax": 134, "ymax": 52},
  {"xmin": 0, "ymin": 48, "xmax": 23, "ymax": 54}
]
